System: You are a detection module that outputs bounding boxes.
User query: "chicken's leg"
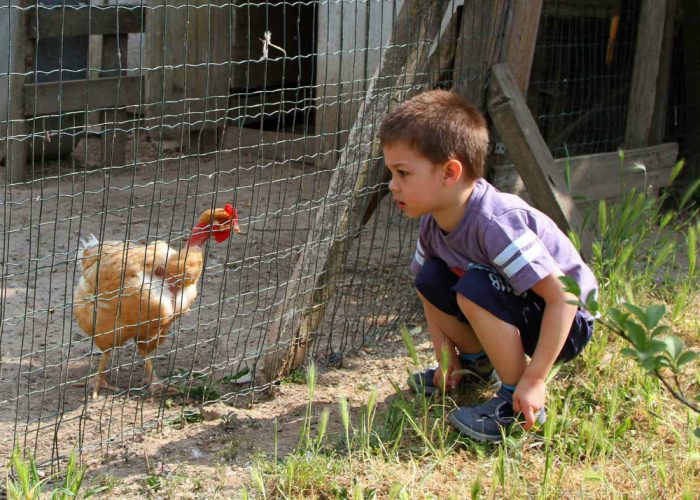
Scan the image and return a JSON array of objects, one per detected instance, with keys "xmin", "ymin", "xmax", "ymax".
[
  {"xmin": 91, "ymin": 350, "xmax": 119, "ymax": 398},
  {"xmin": 141, "ymin": 350, "xmax": 177, "ymax": 395}
]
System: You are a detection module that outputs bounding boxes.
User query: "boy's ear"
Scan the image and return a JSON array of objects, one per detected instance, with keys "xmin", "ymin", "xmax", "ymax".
[{"xmin": 442, "ymin": 159, "xmax": 463, "ymax": 186}]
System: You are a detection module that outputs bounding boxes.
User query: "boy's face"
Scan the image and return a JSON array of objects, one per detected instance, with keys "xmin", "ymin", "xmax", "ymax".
[{"xmin": 383, "ymin": 141, "xmax": 448, "ymax": 219}]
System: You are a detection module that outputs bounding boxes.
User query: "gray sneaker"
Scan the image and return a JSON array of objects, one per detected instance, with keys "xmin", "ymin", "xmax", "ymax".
[
  {"xmin": 407, "ymin": 354, "xmax": 495, "ymax": 396},
  {"xmin": 448, "ymin": 385, "xmax": 546, "ymax": 442}
]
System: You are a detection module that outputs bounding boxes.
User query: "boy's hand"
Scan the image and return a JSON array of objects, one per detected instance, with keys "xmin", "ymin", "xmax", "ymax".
[
  {"xmin": 433, "ymin": 354, "xmax": 462, "ymax": 392},
  {"xmin": 512, "ymin": 377, "xmax": 546, "ymax": 430}
]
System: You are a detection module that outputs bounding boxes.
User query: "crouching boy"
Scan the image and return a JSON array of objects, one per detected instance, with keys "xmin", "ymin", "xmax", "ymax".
[{"xmin": 379, "ymin": 90, "xmax": 597, "ymax": 442}]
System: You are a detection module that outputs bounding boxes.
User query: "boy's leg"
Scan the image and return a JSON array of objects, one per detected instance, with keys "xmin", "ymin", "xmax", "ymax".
[
  {"xmin": 446, "ymin": 265, "xmax": 545, "ymax": 441},
  {"xmin": 409, "ymin": 259, "xmax": 495, "ymax": 395},
  {"xmin": 418, "ymin": 291, "xmax": 484, "ymax": 390},
  {"xmin": 420, "ymin": 291, "xmax": 482, "ymax": 358},
  {"xmin": 454, "ymin": 294, "xmax": 526, "ymax": 385}
]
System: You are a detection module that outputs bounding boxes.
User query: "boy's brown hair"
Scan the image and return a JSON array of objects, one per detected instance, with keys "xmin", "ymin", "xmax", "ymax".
[{"xmin": 378, "ymin": 90, "xmax": 489, "ymax": 180}]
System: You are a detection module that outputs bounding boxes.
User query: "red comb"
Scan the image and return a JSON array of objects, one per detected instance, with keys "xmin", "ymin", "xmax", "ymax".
[{"xmin": 224, "ymin": 204, "xmax": 234, "ymax": 216}]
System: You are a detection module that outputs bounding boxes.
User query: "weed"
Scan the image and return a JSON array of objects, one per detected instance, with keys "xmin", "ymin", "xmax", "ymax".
[{"xmin": 5, "ymin": 447, "xmax": 86, "ymax": 500}]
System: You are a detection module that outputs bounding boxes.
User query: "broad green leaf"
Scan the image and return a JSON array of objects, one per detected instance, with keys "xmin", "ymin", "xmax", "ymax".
[
  {"xmin": 584, "ymin": 291, "xmax": 600, "ymax": 315},
  {"xmin": 623, "ymin": 303, "xmax": 648, "ymax": 326},
  {"xmin": 663, "ymin": 335, "xmax": 684, "ymax": 360},
  {"xmin": 621, "ymin": 347, "xmax": 638, "ymax": 359},
  {"xmin": 559, "ymin": 275, "xmax": 581, "ymax": 297},
  {"xmin": 609, "ymin": 308, "xmax": 630, "ymax": 328},
  {"xmin": 648, "ymin": 339, "xmax": 668, "ymax": 355},
  {"xmin": 625, "ymin": 321, "xmax": 648, "ymax": 349},
  {"xmin": 675, "ymin": 351, "xmax": 698, "ymax": 368},
  {"xmin": 651, "ymin": 325, "xmax": 671, "ymax": 338},
  {"xmin": 644, "ymin": 305, "xmax": 666, "ymax": 330}
]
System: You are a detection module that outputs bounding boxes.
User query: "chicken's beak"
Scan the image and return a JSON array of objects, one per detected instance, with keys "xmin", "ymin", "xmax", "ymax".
[{"xmin": 233, "ymin": 221, "xmax": 240, "ymax": 233}]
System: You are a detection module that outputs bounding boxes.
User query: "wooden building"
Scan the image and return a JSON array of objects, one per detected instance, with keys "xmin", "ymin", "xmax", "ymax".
[{"xmin": 1, "ymin": 0, "xmax": 697, "ymax": 188}]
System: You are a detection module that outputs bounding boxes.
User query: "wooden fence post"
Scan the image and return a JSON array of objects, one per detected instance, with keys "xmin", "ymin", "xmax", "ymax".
[
  {"xmin": 258, "ymin": 0, "xmax": 452, "ymax": 382},
  {"xmin": 624, "ymin": 0, "xmax": 668, "ymax": 148}
]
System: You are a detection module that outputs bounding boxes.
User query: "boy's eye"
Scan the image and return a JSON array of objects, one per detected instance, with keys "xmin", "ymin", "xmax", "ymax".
[{"xmin": 398, "ymin": 170, "xmax": 408, "ymax": 177}]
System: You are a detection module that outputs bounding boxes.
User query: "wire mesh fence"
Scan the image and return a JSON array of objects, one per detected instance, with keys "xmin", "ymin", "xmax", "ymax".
[{"xmin": 0, "ymin": 0, "xmax": 694, "ymax": 471}]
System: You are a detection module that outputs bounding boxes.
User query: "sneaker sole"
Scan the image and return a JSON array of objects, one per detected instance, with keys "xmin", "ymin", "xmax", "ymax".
[
  {"xmin": 447, "ymin": 412, "xmax": 505, "ymax": 442},
  {"xmin": 406, "ymin": 377, "xmax": 438, "ymax": 396}
]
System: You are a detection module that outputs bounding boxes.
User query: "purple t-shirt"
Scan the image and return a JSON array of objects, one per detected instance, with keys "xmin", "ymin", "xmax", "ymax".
[{"xmin": 410, "ymin": 179, "xmax": 598, "ymax": 310}]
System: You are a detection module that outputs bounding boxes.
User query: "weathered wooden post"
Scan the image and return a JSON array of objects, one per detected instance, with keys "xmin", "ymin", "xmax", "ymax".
[{"xmin": 259, "ymin": 0, "xmax": 452, "ymax": 382}]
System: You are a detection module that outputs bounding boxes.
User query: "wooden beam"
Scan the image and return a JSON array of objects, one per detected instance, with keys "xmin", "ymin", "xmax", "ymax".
[
  {"xmin": 453, "ymin": 0, "xmax": 509, "ymax": 108},
  {"xmin": 649, "ymin": 0, "xmax": 678, "ymax": 145},
  {"xmin": 502, "ymin": 0, "xmax": 543, "ymax": 96},
  {"xmin": 488, "ymin": 63, "xmax": 593, "ymax": 258},
  {"xmin": 27, "ymin": 6, "xmax": 145, "ymax": 38},
  {"xmin": 1, "ymin": 0, "xmax": 29, "ymax": 182},
  {"xmin": 624, "ymin": 0, "xmax": 668, "ymax": 148},
  {"xmin": 492, "ymin": 143, "xmax": 679, "ymax": 202},
  {"xmin": 259, "ymin": 0, "xmax": 453, "ymax": 382},
  {"xmin": 23, "ymin": 75, "xmax": 143, "ymax": 115}
]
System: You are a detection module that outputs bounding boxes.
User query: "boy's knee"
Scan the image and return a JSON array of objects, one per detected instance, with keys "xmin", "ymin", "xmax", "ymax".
[
  {"xmin": 456, "ymin": 293, "xmax": 478, "ymax": 316},
  {"xmin": 414, "ymin": 260, "xmax": 450, "ymax": 300}
]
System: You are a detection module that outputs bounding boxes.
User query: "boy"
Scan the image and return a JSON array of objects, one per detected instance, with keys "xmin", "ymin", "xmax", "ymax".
[{"xmin": 379, "ymin": 90, "xmax": 597, "ymax": 442}]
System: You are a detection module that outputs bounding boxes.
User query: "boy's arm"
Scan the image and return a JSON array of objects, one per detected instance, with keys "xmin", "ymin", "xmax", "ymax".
[{"xmin": 513, "ymin": 270, "xmax": 578, "ymax": 430}]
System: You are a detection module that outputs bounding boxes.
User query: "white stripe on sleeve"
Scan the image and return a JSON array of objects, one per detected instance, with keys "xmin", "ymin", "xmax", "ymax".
[
  {"xmin": 414, "ymin": 249, "xmax": 425, "ymax": 266},
  {"xmin": 502, "ymin": 242, "xmax": 543, "ymax": 278},
  {"xmin": 493, "ymin": 230, "xmax": 538, "ymax": 267},
  {"xmin": 416, "ymin": 239, "xmax": 425, "ymax": 258}
]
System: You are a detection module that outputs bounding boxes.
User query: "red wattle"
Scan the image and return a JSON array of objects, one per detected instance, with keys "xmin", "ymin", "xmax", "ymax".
[
  {"xmin": 188, "ymin": 224, "xmax": 211, "ymax": 247},
  {"xmin": 213, "ymin": 229, "xmax": 231, "ymax": 243}
]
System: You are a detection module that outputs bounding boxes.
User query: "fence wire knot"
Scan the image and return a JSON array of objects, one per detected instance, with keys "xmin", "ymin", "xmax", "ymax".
[{"xmin": 259, "ymin": 31, "xmax": 286, "ymax": 61}]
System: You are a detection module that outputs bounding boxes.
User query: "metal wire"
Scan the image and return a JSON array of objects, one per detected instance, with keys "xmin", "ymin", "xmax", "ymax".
[{"xmin": 0, "ymin": 0, "xmax": 692, "ymax": 471}]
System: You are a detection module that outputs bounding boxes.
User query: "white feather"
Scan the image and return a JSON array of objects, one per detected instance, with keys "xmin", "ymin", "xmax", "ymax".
[{"xmin": 78, "ymin": 233, "xmax": 100, "ymax": 270}]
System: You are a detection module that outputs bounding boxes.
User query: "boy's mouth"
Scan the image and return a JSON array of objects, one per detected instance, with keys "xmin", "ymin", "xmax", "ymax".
[{"xmin": 396, "ymin": 200, "xmax": 406, "ymax": 210}]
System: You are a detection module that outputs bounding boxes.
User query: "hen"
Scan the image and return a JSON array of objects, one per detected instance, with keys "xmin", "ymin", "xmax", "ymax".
[{"xmin": 74, "ymin": 204, "xmax": 240, "ymax": 397}]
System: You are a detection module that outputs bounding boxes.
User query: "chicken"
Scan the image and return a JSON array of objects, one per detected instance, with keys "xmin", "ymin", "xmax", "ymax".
[{"xmin": 74, "ymin": 204, "xmax": 240, "ymax": 398}]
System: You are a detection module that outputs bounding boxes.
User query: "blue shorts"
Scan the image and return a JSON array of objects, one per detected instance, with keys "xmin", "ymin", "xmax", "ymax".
[{"xmin": 415, "ymin": 259, "xmax": 593, "ymax": 363}]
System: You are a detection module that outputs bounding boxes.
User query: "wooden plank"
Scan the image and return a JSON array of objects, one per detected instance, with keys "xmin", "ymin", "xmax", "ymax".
[
  {"xmin": 144, "ymin": 0, "xmax": 232, "ymax": 139},
  {"xmin": 502, "ymin": 0, "xmax": 543, "ymax": 96},
  {"xmin": 488, "ymin": 63, "xmax": 593, "ymax": 258},
  {"xmin": 1, "ymin": 0, "xmax": 29, "ymax": 182},
  {"xmin": 624, "ymin": 0, "xmax": 668, "ymax": 148},
  {"xmin": 544, "ymin": 0, "xmax": 618, "ymax": 19},
  {"xmin": 453, "ymin": 0, "xmax": 509, "ymax": 108},
  {"xmin": 650, "ymin": 0, "xmax": 678, "ymax": 145},
  {"xmin": 23, "ymin": 75, "xmax": 143, "ymax": 115},
  {"xmin": 28, "ymin": 6, "xmax": 145, "ymax": 38},
  {"xmin": 259, "ymin": 0, "xmax": 453, "ymax": 382},
  {"xmin": 101, "ymin": 34, "xmax": 128, "ymax": 78},
  {"xmin": 492, "ymin": 143, "xmax": 679, "ymax": 202}
]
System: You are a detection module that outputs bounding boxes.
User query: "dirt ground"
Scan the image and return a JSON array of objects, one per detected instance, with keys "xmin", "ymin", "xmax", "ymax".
[
  {"xmin": 81, "ymin": 334, "xmax": 427, "ymax": 497},
  {"xmin": 0, "ymin": 127, "xmax": 420, "ymax": 478}
]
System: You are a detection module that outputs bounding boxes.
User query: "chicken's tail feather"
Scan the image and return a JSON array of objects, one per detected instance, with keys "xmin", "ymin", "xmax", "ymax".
[{"xmin": 78, "ymin": 234, "xmax": 100, "ymax": 270}]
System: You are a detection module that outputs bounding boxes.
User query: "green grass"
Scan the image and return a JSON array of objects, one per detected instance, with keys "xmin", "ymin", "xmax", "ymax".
[
  {"xmin": 241, "ymin": 169, "xmax": 700, "ymax": 498},
  {"xmin": 5, "ymin": 447, "xmax": 88, "ymax": 500}
]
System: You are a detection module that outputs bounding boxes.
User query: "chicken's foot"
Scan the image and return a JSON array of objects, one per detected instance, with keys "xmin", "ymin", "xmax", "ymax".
[
  {"xmin": 91, "ymin": 350, "xmax": 120, "ymax": 398},
  {"xmin": 142, "ymin": 356, "xmax": 178, "ymax": 395}
]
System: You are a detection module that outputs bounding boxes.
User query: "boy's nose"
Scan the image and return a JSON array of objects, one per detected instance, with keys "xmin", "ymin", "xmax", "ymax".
[{"xmin": 388, "ymin": 177, "xmax": 398, "ymax": 192}]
